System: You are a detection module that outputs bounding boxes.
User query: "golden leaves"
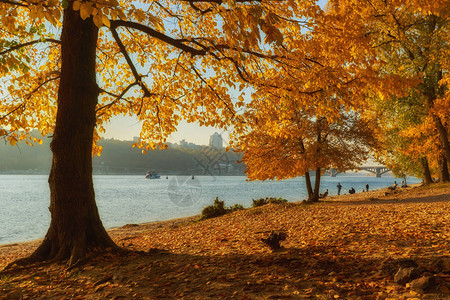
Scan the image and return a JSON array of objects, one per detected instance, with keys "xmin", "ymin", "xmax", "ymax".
[{"xmin": 72, "ymin": 0, "xmax": 125, "ymax": 27}]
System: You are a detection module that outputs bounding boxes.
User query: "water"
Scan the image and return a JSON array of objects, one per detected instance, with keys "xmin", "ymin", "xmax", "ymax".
[{"xmin": 0, "ymin": 174, "xmax": 420, "ymax": 245}]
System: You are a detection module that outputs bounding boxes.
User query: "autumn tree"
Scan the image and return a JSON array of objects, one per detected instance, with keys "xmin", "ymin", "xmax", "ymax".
[
  {"xmin": 338, "ymin": 0, "xmax": 450, "ymax": 182},
  {"xmin": 1, "ymin": 0, "xmax": 317, "ymax": 266},
  {"xmin": 231, "ymin": 0, "xmax": 387, "ymax": 201},
  {"xmin": 368, "ymin": 90, "xmax": 436, "ymax": 183},
  {"xmin": 236, "ymin": 93, "xmax": 376, "ymax": 202}
]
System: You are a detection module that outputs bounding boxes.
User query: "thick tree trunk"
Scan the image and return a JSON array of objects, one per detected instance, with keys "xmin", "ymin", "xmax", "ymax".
[
  {"xmin": 432, "ymin": 114, "xmax": 450, "ymax": 168},
  {"xmin": 423, "ymin": 67, "xmax": 450, "ymax": 168},
  {"xmin": 420, "ymin": 157, "xmax": 434, "ymax": 185},
  {"xmin": 438, "ymin": 154, "xmax": 449, "ymax": 182},
  {"xmin": 29, "ymin": 5, "xmax": 118, "ymax": 266}
]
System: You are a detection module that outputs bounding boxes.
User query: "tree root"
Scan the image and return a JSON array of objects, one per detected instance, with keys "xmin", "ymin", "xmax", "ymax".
[{"xmin": 3, "ymin": 256, "xmax": 41, "ymax": 272}]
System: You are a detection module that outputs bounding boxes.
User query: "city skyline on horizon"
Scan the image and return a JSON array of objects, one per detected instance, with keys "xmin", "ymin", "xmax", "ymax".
[{"xmin": 102, "ymin": 115, "xmax": 229, "ymax": 146}]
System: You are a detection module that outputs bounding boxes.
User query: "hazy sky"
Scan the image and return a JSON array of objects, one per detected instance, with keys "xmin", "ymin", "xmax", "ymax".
[{"xmin": 102, "ymin": 116, "xmax": 224, "ymax": 145}]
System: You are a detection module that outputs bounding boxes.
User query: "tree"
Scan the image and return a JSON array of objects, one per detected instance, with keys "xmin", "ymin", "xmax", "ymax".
[
  {"xmin": 1, "ymin": 0, "xmax": 314, "ymax": 266},
  {"xmin": 339, "ymin": 0, "xmax": 450, "ymax": 182},
  {"xmin": 231, "ymin": 0, "xmax": 385, "ymax": 202},
  {"xmin": 367, "ymin": 90, "xmax": 436, "ymax": 183},
  {"xmin": 236, "ymin": 94, "xmax": 375, "ymax": 202}
]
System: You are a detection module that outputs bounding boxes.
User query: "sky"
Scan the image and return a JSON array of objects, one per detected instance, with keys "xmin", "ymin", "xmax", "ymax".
[{"xmin": 102, "ymin": 116, "xmax": 224, "ymax": 145}]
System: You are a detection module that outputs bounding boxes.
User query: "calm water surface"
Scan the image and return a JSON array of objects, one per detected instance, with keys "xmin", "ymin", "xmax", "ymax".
[{"xmin": 0, "ymin": 174, "xmax": 420, "ymax": 245}]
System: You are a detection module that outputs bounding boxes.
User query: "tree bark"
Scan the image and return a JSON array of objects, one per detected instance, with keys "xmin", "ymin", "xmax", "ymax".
[
  {"xmin": 433, "ymin": 115, "xmax": 450, "ymax": 169},
  {"xmin": 304, "ymin": 171, "xmax": 313, "ymax": 201},
  {"xmin": 420, "ymin": 157, "xmax": 434, "ymax": 185},
  {"xmin": 304, "ymin": 168, "xmax": 321, "ymax": 202},
  {"xmin": 438, "ymin": 153, "xmax": 449, "ymax": 182},
  {"xmin": 423, "ymin": 66, "xmax": 450, "ymax": 168},
  {"xmin": 312, "ymin": 168, "xmax": 321, "ymax": 202},
  {"xmin": 28, "ymin": 4, "xmax": 118, "ymax": 266}
]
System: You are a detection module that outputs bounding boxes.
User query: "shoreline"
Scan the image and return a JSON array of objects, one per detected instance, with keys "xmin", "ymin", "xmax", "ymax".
[
  {"xmin": 0, "ymin": 183, "xmax": 434, "ymax": 251},
  {"xmin": 0, "ymin": 183, "xmax": 420, "ymax": 248},
  {"xmin": 1, "ymin": 182, "xmax": 446, "ymax": 265}
]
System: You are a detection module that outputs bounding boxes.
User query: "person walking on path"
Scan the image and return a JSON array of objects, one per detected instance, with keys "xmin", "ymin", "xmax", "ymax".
[
  {"xmin": 366, "ymin": 183, "xmax": 369, "ymax": 192},
  {"xmin": 337, "ymin": 183, "xmax": 342, "ymax": 195}
]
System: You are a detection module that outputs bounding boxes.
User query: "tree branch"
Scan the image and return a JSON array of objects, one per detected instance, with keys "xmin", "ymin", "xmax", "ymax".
[
  {"xmin": 96, "ymin": 82, "xmax": 136, "ymax": 114},
  {"xmin": 190, "ymin": 64, "xmax": 235, "ymax": 118},
  {"xmin": 110, "ymin": 20, "xmax": 206, "ymax": 56},
  {"xmin": 109, "ymin": 25, "xmax": 155, "ymax": 99},
  {"xmin": 0, "ymin": 38, "xmax": 61, "ymax": 56},
  {"xmin": 0, "ymin": 74, "xmax": 59, "ymax": 120},
  {"xmin": 0, "ymin": 0, "xmax": 28, "ymax": 7}
]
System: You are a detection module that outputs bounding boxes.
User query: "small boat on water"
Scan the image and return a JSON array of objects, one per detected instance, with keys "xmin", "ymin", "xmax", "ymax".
[{"xmin": 145, "ymin": 171, "xmax": 161, "ymax": 179}]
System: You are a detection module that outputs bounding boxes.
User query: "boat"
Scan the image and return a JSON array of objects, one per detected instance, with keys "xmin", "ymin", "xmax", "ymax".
[{"xmin": 145, "ymin": 171, "xmax": 161, "ymax": 179}]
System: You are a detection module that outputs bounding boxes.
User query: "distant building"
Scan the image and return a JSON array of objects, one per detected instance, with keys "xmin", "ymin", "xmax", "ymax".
[
  {"xmin": 180, "ymin": 139, "xmax": 188, "ymax": 147},
  {"xmin": 178, "ymin": 139, "xmax": 200, "ymax": 149},
  {"xmin": 209, "ymin": 132, "xmax": 223, "ymax": 148}
]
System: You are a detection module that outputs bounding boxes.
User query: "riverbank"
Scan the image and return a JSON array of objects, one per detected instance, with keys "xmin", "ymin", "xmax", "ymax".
[{"xmin": 1, "ymin": 182, "xmax": 449, "ymax": 299}]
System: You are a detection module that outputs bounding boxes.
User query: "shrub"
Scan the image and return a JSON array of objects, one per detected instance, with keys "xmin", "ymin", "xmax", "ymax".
[
  {"xmin": 252, "ymin": 198, "xmax": 268, "ymax": 207},
  {"xmin": 252, "ymin": 197, "xmax": 288, "ymax": 207},
  {"xmin": 201, "ymin": 198, "xmax": 245, "ymax": 219},
  {"xmin": 201, "ymin": 197, "xmax": 228, "ymax": 219},
  {"xmin": 229, "ymin": 203, "xmax": 244, "ymax": 212},
  {"xmin": 267, "ymin": 197, "xmax": 288, "ymax": 205}
]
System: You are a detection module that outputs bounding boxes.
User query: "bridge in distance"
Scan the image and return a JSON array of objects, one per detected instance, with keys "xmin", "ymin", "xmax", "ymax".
[{"xmin": 326, "ymin": 166, "xmax": 391, "ymax": 178}]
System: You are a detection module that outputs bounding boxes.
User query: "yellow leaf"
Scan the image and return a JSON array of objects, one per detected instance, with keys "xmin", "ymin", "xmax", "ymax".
[
  {"xmin": 93, "ymin": 14, "xmax": 103, "ymax": 27},
  {"xmin": 73, "ymin": 0, "xmax": 81, "ymax": 11},
  {"xmin": 102, "ymin": 15, "xmax": 110, "ymax": 27},
  {"xmin": 80, "ymin": 6, "xmax": 90, "ymax": 20},
  {"xmin": 9, "ymin": 137, "xmax": 17, "ymax": 146}
]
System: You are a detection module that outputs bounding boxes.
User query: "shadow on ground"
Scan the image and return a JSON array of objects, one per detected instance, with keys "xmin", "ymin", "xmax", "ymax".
[{"xmin": 1, "ymin": 245, "xmax": 448, "ymax": 299}]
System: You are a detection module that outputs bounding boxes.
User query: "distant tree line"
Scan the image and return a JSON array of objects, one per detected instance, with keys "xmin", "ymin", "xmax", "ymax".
[{"xmin": 0, "ymin": 137, "xmax": 244, "ymax": 175}]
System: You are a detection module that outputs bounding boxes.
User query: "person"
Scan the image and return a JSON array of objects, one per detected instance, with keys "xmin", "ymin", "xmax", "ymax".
[
  {"xmin": 349, "ymin": 187, "xmax": 356, "ymax": 194},
  {"xmin": 366, "ymin": 183, "xmax": 369, "ymax": 192},
  {"xmin": 337, "ymin": 182, "xmax": 342, "ymax": 195},
  {"xmin": 393, "ymin": 181, "xmax": 397, "ymax": 189},
  {"xmin": 319, "ymin": 189, "xmax": 329, "ymax": 198}
]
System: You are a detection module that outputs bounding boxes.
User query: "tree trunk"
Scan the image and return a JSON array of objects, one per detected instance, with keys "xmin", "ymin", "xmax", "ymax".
[
  {"xmin": 29, "ymin": 4, "xmax": 118, "ymax": 266},
  {"xmin": 423, "ymin": 67, "xmax": 450, "ymax": 168},
  {"xmin": 420, "ymin": 157, "xmax": 433, "ymax": 185},
  {"xmin": 432, "ymin": 114, "xmax": 450, "ymax": 168},
  {"xmin": 312, "ymin": 168, "xmax": 321, "ymax": 202},
  {"xmin": 304, "ymin": 168, "xmax": 320, "ymax": 202},
  {"xmin": 438, "ymin": 154, "xmax": 449, "ymax": 182},
  {"xmin": 304, "ymin": 171, "xmax": 313, "ymax": 201}
]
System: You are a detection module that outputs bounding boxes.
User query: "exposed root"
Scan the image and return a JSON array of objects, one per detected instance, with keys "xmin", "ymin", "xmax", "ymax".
[{"xmin": 3, "ymin": 256, "xmax": 40, "ymax": 272}]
